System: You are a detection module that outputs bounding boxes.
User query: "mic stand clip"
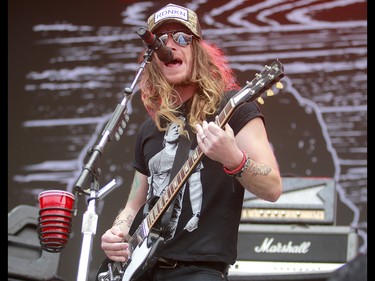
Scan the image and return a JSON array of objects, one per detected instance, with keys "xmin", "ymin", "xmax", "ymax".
[{"xmin": 77, "ymin": 179, "xmax": 118, "ymax": 281}]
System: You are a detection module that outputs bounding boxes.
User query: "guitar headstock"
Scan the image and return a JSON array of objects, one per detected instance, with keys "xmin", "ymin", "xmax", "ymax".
[{"xmin": 232, "ymin": 59, "xmax": 285, "ymax": 106}]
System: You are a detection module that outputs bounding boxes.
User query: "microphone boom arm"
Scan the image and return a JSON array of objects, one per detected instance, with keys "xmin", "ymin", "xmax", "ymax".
[{"xmin": 73, "ymin": 46, "xmax": 154, "ymax": 195}]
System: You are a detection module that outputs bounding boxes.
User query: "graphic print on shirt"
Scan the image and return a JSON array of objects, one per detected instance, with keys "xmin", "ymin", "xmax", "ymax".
[{"xmin": 147, "ymin": 117, "xmax": 203, "ymax": 241}]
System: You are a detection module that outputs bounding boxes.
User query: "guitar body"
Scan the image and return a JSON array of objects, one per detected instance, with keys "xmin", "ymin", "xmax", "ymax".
[
  {"xmin": 96, "ymin": 59, "xmax": 285, "ymax": 281},
  {"xmin": 97, "ymin": 230, "xmax": 164, "ymax": 281},
  {"xmin": 97, "ymin": 197, "xmax": 165, "ymax": 281}
]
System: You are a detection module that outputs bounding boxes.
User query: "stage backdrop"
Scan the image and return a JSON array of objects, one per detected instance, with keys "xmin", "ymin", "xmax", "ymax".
[{"xmin": 8, "ymin": 1, "xmax": 367, "ymax": 281}]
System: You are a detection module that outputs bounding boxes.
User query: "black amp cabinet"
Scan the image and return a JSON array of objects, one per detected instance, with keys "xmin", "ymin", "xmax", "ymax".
[{"xmin": 228, "ymin": 224, "xmax": 359, "ymax": 280}]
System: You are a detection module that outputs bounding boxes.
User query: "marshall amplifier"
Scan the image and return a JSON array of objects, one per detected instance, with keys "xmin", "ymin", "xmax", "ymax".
[
  {"xmin": 229, "ymin": 224, "xmax": 358, "ymax": 280},
  {"xmin": 229, "ymin": 224, "xmax": 359, "ymax": 279},
  {"xmin": 241, "ymin": 177, "xmax": 337, "ymax": 224}
]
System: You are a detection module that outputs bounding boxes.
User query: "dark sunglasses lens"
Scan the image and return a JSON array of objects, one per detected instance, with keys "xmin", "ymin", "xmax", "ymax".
[
  {"xmin": 172, "ymin": 32, "xmax": 192, "ymax": 46},
  {"xmin": 159, "ymin": 34, "xmax": 168, "ymax": 45},
  {"xmin": 158, "ymin": 32, "xmax": 193, "ymax": 46}
]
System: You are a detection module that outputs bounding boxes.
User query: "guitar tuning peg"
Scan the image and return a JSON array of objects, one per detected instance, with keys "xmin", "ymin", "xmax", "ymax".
[
  {"xmin": 266, "ymin": 89, "xmax": 274, "ymax": 96},
  {"xmin": 276, "ymin": 81, "xmax": 284, "ymax": 89},
  {"xmin": 115, "ymin": 132, "xmax": 120, "ymax": 141},
  {"xmin": 257, "ymin": 96, "xmax": 265, "ymax": 104}
]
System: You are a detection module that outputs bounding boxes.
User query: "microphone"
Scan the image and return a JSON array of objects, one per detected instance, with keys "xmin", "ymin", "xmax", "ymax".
[{"xmin": 137, "ymin": 27, "xmax": 173, "ymax": 63}]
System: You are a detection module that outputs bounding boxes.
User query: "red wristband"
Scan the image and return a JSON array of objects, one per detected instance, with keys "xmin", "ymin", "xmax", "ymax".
[{"xmin": 223, "ymin": 150, "xmax": 247, "ymax": 175}]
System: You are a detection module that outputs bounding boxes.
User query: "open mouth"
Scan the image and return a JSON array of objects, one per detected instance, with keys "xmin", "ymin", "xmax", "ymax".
[{"xmin": 165, "ymin": 58, "xmax": 182, "ymax": 67}]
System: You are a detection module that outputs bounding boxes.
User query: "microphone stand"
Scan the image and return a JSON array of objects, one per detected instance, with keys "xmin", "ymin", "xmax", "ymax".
[{"xmin": 73, "ymin": 46, "xmax": 155, "ymax": 281}]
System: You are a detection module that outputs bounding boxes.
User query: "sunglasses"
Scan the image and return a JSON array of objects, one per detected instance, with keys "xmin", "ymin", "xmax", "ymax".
[{"xmin": 158, "ymin": 31, "xmax": 194, "ymax": 47}]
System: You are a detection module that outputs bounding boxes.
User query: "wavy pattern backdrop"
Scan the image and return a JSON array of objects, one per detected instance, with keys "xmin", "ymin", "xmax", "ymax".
[{"xmin": 8, "ymin": 1, "xmax": 367, "ymax": 280}]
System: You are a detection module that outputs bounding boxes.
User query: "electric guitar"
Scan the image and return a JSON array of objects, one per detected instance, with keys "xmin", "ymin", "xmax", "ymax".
[{"xmin": 97, "ymin": 59, "xmax": 285, "ymax": 281}]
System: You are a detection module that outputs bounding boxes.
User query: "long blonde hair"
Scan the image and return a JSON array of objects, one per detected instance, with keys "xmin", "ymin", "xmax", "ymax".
[{"xmin": 138, "ymin": 38, "xmax": 239, "ymax": 134}]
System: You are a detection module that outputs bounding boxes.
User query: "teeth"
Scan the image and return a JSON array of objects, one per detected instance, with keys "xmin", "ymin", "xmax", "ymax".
[{"xmin": 166, "ymin": 60, "xmax": 182, "ymax": 67}]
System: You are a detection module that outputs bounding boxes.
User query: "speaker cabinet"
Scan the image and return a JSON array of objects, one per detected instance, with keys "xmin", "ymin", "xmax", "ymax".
[{"xmin": 8, "ymin": 205, "xmax": 63, "ymax": 281}]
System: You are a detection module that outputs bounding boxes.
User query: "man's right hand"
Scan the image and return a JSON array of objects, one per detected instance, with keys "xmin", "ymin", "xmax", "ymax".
[{"xmin": 101, "ymin": 226, "xmax": 130, "ymax": 262}]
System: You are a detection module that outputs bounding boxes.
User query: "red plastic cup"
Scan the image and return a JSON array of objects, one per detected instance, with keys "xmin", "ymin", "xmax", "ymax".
[
  {"xmin": 38, "ymin": 190, "xmax": 74, "ymax": 214},
  {"xmin": 38, "ymin": 190, "xmax": 75, "ymax": 251}
]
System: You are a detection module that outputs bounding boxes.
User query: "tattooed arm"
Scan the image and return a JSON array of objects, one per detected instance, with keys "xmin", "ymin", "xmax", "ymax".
[
  {"xmin": 196, "ymin": 117, "xmax": 282, "ymax": 202},
  {"xmin": 101, "ymin": 170, "xmax": 149, "ymax": 262}
]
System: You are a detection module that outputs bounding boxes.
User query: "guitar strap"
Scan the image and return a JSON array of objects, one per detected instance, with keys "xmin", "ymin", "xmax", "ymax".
[{"xmin": 160, "ymin": 124, "xmax": 193, "ymax": 230}]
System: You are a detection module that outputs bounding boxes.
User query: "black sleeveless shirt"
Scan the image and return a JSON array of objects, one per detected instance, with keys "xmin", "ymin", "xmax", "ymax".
[{"xmin": 131, "ymin": 91, "xmax": 264, "ymax": 265}]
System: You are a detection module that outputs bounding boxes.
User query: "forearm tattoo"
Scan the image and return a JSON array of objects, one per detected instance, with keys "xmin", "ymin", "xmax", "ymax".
[
  {"xmin": 244, "ymin": 159, "xmax": 272, "ymax": 176},
  {"xmin": 113, "ymin": 214, "xmax": 134, "ymax": 228},
  {"xmin": 128, "ymin": 174, "xmax": 141, "ymax": 201}
]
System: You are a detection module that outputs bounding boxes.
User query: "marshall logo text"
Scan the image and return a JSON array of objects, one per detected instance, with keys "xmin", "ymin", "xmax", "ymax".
[{"xmin": 254, "ymin": 237, "xmax": 311, "ymax": 254}]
